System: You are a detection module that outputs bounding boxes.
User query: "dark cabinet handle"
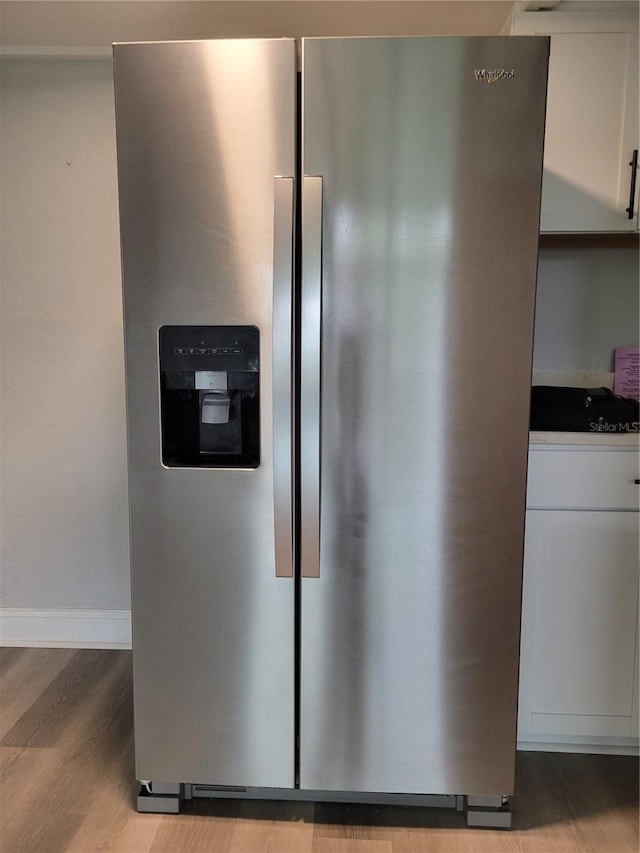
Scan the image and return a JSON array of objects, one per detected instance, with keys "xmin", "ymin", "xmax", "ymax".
[
  {"xmin": 626, "ymin": 149, "xmax": 638, "ymax": 220},
  {"xmin": 634, "ymin": 479, "xmax": 640, "ymax": 485}
]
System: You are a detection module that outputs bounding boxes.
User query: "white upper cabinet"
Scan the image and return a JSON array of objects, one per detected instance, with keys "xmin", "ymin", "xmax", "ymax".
[{"xmin": 513, "ymin": 5, "xmax": 639, "ymax": 232}]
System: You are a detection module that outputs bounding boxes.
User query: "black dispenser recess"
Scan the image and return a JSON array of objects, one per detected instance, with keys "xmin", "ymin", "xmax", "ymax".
[{"xmin": 159, "ymin": 326, "xmax": 260, "ymax": 468}]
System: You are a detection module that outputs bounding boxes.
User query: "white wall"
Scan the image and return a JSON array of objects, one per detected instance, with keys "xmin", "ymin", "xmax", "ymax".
[
  {"xmin": 0, "ymin": 3, "xmax": 515, "ymax": 648},
  {"xmin": 0, "ymin": 60, "xmax": 130, "ymax": 616},
  {"xmin": 533, "ymin": 248, "xmax": 639, "ymax": 372},
  {"xmin": 0, "ymin": 1, "xmax": 513, "ymax": 49},
  {"xmin": 1, "ymin": 54, "xmax": 638, "ymax": 646}
]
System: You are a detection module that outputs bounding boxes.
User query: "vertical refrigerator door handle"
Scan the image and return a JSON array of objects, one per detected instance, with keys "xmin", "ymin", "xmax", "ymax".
[
  {"xmin": 301, "ymin": 176, "xmax": 323, "ymax": 579},
  {"xmin": 273, "ymin": 177, "xmax": 294, "ymax": 578}
]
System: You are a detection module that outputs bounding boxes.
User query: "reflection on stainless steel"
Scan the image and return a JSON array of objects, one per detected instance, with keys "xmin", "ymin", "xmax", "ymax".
[
  {"xmin": 300, "ymin": 36, "xmax": 548, "ymax": 795},
  {"xmin": 114, "ymin": 39, "xmax": 296, "ymax": 787},
  {"xmin": 115, "ymin": 35, "xmax": 548, "ymax": 808}
]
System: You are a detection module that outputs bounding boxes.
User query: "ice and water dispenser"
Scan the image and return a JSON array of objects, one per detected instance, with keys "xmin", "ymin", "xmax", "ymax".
[{"xmin": 159, "ymin": 326, "xmax": 260, "ymax": 468}]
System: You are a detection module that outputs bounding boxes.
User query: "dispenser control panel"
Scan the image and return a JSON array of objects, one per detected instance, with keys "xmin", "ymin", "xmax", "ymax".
[{"xmin": 159, "ymin": 326, "xmax": 260, "ymax": 469}]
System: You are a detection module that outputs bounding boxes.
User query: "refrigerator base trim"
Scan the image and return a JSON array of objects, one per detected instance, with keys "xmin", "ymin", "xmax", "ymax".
[{"xmin": 137, "ymin": 782, "xmax": 513, "ymax": 827}]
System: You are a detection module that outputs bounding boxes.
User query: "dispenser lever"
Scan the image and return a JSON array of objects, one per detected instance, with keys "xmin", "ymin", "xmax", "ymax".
[{"xmin": 201, "ymin": 392, "xmax": 230, "ymax": 424}]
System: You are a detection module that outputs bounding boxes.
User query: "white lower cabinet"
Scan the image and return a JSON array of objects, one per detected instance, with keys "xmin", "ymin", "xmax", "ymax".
[{"xmin": 518, "ymin": 448, "xmax": 639, "ymax": 753}]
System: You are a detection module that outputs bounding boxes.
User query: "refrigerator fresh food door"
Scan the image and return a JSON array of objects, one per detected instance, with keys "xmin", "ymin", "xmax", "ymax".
[
  {"xmin": 300, "ymin": 36, "xmax": 548, "ymax": 795},
  {"xmin": 114, "ymin": 39, "xmax": 296, "ymax": 788}
]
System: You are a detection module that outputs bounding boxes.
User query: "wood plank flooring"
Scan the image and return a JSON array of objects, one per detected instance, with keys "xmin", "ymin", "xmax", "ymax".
[{"xmin": 1, "ymin": 648, "xmax": 637, "ymax": 853}]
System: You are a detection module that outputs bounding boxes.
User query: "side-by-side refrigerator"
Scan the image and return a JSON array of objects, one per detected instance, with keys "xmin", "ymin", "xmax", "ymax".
[{"xmin": 114, "ymin": 36, "xmax": 549, "ymax": 826}]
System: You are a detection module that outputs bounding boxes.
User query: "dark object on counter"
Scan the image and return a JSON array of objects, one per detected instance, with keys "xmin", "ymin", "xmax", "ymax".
[{"xmin": 531, "ymin": 386, "xmax": 640, "ymax": 433}]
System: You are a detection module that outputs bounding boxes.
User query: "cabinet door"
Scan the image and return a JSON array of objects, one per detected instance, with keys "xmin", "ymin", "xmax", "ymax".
[
  {"xmin": 514, "ymin": 10, "xmax": 639, "ymax": 232},
  {"xmin": 519, "ymin": 509, "xmax": 639, "ymax": 744}
]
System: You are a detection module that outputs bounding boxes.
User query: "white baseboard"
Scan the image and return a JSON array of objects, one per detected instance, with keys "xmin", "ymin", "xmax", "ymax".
[
  {"xmin": 2, "ymin": 612, "xmax": 637, "ymax": 756},
  {"xmin": 518, "ymin": 738, "xmax": 639, "ymax": 756},
  {"xmin": 0, "ymin": 608, "xmax": 132, "ymax": 649}
]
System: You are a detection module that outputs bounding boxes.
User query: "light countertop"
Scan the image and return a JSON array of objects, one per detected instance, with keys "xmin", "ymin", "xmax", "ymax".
[
  {"xmin": 530, "ymin": 370, "xmax": 638, "ymax": 448},
  {"xmin": 529, "ymin": 431, "xmax": 639, "ymax": 448}
]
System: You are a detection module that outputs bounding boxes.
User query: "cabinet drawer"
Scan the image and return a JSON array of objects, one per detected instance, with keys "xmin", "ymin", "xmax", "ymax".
[{"xmin": 527, "ymin": 449, "xmax": 639, "ymax": 510}]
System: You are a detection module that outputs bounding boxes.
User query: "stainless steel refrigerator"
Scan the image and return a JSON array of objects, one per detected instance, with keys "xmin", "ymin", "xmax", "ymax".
[{"xmin": 114, "ymin": 36, "xmax": 548, "ymax": 826}]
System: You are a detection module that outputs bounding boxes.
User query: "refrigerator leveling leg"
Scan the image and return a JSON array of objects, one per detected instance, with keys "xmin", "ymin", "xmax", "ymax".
[
  {"xmin": 465, "ymin": 794, "xmax": 512, "ymax": 829},
  {"xmin": 137, "ymin": 781, "xmax": 184, "ymax": 814}
]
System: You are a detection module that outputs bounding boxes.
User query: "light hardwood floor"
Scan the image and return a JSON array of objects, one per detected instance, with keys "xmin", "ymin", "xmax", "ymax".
[{"xmin": 1, "ymin": 648, "xmax": 637, "ymax": 853}]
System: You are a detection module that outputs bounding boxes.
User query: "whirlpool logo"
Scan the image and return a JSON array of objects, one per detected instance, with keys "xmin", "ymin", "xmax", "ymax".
[{"xmin": 474, "ymin": 68, "xmax": 516, "ymax": 84}]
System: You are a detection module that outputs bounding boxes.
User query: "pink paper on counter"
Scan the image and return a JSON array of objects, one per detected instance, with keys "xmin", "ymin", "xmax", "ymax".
[{"xmin": 614, "ymin": 346, "xmax": 640, "ymax": 400}]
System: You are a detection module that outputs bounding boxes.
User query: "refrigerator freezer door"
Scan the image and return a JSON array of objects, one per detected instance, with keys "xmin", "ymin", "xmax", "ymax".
[
  {"xmin": 300, "ymin": 37, "xmax": 548, "ymax": 795},
  {"xmin": 114, "ymin": 39, "xmax": 296, "ymax": 787}
]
